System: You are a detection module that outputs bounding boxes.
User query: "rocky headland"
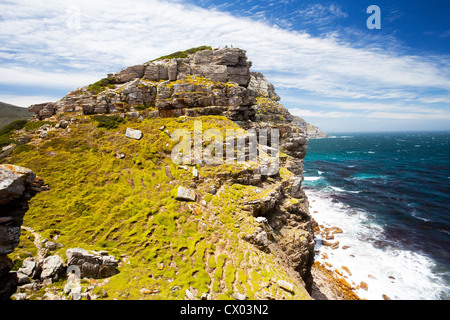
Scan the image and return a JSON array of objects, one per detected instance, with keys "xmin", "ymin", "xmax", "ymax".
[{"xmin": 0, "ymin": 46, "xmax": 352, "ymax": 300}]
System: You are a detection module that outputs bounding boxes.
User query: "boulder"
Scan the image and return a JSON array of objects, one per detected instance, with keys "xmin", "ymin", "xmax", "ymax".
[
  {"xmin": 66, "ymin": 248, "xmax": 119, "ymax": 279},
  {"xmin": 233, "ymin": 292, "xmax": 247, "ymax": 300},
  {"xmin": 244, "ymin": 227, "xmax": 271, "ymax": 253},
  {"xmin": 248, "ymin": 72, "xmax": 280, "ymax": 101},
  {"xmin": 115, "ymin": 65, "xmax": 145, "ymax": 83},
  {"xmin": 40, "ymin": 255, "xmax": 64, "ymax": 281},
  {"xmin": 28, "ymin": 102, "xmax": 56, "ymax": 119},
  {"xmin": 58, "ymin": 120, "xmax": 69, "ymax": 129},
  {"xmin": 17, "ymin": 258, "xmax": 41, "ymax": 279},
  {"xmin": 277, "ymin": 280, "xmax": 294, "ymax": 293},
  {"xmin": 16, "ymin": 272, "xmax": 31, "ymax": 285},
  {"xmin": 0, "ymin": 164, "xmax": 37, "ymax": 206},
  {"xmin": 176, "ymin": 186, "xmax": 196, "ymax": 202},
  {"xmin": 125, "ymin": 128, "xmax": 143, "ymax": 140}
]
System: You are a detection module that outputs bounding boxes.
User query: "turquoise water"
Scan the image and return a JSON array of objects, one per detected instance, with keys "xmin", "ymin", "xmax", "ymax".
[{"xmin": 303, "ymin": 131, "xmax": 450, "ymax": 299}]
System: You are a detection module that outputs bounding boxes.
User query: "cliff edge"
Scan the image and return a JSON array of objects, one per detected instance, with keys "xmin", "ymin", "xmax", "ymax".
[{"xmin": 0, "ymin": 46, "xmax": 334, "ymax": 300}]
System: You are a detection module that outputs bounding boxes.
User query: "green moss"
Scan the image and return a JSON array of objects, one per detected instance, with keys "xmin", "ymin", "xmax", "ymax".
[
  {"xmin": 0, "ymin": 119, "xmax": 27, "ymax": 148},
  {"xmin": 87, "ymin": 77, "xmax": 116, "ymax": 95},
  {"xmin": 24, "ymin": 120, "xmax": 50, "ymax": 132},
  {"xmin": 224, "ymin": 263, "xmax": 236, "ymax": 292},
  {"xmin": 134, "ymin": 104, "xmax": 154, "ymax": 111},
  {"xmin": 92, "ymin": 115, "xmax": 125, "ymax": 129},
  {"xmin": 1, "ymin": 113, "xmax": 311, "ymax": 300},
  {"xmin": 151, "ymin": 46, "xmax": 212, "ymax": 61},
  {"xmin": 9, "ymin": 228, "xmax": 37, "ymax": 270}
]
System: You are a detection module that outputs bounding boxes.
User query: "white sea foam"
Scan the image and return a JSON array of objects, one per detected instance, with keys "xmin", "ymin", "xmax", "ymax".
[
  {"xmin": 304, "ymin": 176, "xmax": 322, "ymax": 181},
  {"xmin": 329, "ymin": 186, "xmax": 345, "ymax": 192},
  {"xmin": 306, "ymin": 189, "xmax": 447, "ymax": 300}
]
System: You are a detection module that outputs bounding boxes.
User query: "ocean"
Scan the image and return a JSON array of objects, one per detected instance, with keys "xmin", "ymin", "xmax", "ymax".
[{"xmin": 303, "ymin": 131, "xmax": 450, "ymax": 300}]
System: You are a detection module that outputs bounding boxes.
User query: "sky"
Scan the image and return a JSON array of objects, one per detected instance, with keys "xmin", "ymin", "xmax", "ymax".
[{"xmin": 0, "ymin": 0, "xmax": 449, "ymax": 132}]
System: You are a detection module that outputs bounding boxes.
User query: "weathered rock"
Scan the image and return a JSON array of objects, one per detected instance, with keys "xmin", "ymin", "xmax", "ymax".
[
  {"xmin": 277, "ymin": 280, "xmax": 294, "ymax": 293},
  {"xmin": 0, "ymin": 164, "xmax": 37, "ymax": 206},
  {"xmin": 16, "ymin": 272, "xmax": 31, "ymax": 285},
  {"xmin": 39, "ymin": 131, "xmax": 49, "ymax": 139},
  {"xmin": 17, "ymin": 258, "xmax": 41, "ymax": 279},
  {"xmin": 233, "ymin": 292, "xmax": 247, "ymax": 300},
  {"xmin": 66, "ymin": 248, "xmax": 119, "ymax": 279},
  {"xmin": 45, "ymin": 241, "xmax": 57, "ymax": 251},
  {"xmin": 40, "ymin": 255, "xmax": 64, "ymax": 281},
  {"xmin": 242, "ymin": 187, "xmax": 282, "ymax": 217},
  {"xmin": 115, "ymin": 65, "xmax": 145, "ymax": 83},
  {"xmin": 125, "ymin": 128, "xmax": 143, "ymax": 140},
  {"xmin": 12, "ymin": 292, "xmax": 27, "ymax": 300},
  {"xmin": 360, "ymin": 281, "xmax": 368, "ymax": 291},
  {"xmin": 0, "ymin": 164, "xmax": 43, "ymax": 298},
  {"xmin": 244, "ymin": 227, "xmax": 271, "ymax": 253},
  {"xmin": 322, "ymin": 240, "xmax": 340, "ymax": 249},
  {"xmin": 176, "ymin": 186, "xmax": 196, "ymax": 202},
  {"xmin": 283, "ymin": 177, "xmax": 304, "ymax": 199},
  {"xmin": 28, "ymin": 102, "xmax": 56, "ymax": 119},
  {"xmin": 292, "ymin": 116, "xmax": 327, "ymax": 138},
  {"xmin": 255, "ymin": 216, "xmax": 268, "ymax": 224},
  {"xmin": 58, "ymin": 120, "xmax": 69, "ymax": 129},
  {"xmin": 185, "ymin": 289, "xmax": 196, "ymax": 300},
  {"xmin": 248, "ymin": 72, "xmax": 280, "ymax": 101}
]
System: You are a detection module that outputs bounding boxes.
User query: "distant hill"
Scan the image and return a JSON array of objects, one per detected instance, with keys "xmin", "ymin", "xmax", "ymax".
[{"xmin": 0, "ymin": 101, "xmax": 32, "ymax": 129}]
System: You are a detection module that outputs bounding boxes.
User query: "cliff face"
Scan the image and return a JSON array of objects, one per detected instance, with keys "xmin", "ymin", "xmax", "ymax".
[
  {"xmin": 292, "ymin": 116, "xmax": 327, "ymax": 139},
  {"xmin": 0, "ymin": 47, "xmax": 318, "ymax": 300},
  {"xmin": 0, "ymin": 164, "xmax": 45, "ymax": 299}
]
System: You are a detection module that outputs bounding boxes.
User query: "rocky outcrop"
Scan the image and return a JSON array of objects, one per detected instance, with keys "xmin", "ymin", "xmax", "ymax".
[
  {"xmin": 248, "ymin": 72, "xmax": 280, "ymax": 101},
  {"xmin": 66, "ymin": 248, "xmax": 119, "ymax": 279},
  {"xmin": 241, "ymin": 177, "xmax": 315, "ymax": 292},
  {"xmin": 292, "ymin": 116, "xmax": 327, "ymax": 139},
  {"xmin": 0, "ymin": 164, "xmax": 46, "ymax": 300},
  {"xmin": 28, "ymin": 48, "xmax": 254, "ymax": 120}
]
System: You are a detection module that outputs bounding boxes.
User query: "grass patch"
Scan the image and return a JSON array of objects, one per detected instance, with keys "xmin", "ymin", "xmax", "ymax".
[
  {"xmin": 24, "ymin": 120, "xmax": 50, "ymax": 132},
  {"xmin": 1, "ymin": 113, "xmax": 311, "ymax": 300},
  {"xmin": 0, "ymin": 119, "xmax": 27, "ymax": 148},
  {"xmin": 151, "ymin": 46, "xmax": 212, "ymax": 61},
  {"xmin": 92, "ymin": 115, "xmax": 125, "ymax": 129},
  {"xmin": 87, "ymin": 78, "xmax": 116, "ymax": 95}
]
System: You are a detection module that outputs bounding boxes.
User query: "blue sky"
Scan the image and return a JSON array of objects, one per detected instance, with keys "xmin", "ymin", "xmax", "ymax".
[{"xmin": 0, "ymin": 0, "xmax": 449, "ymax": 132}]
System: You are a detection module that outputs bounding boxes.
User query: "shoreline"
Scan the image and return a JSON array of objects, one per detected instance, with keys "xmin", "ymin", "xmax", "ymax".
[
  {"xmin": 311, "ymin": 262, "xmax": 361, "ymax": 300},
  {"xmin": 305, "ymin": 188, "xmax": 393, "ymax": 300},
  {"xmin": 304, "ymin": 186, "xmax": 448, "ymax": 300}
]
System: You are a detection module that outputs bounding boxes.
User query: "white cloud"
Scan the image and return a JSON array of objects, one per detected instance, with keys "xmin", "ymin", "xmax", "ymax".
[
  {"xmin": 295, "ymin": 3, "xmax": 348, "ymax": 25},
  {"xmin": 290, "ymin": 108, "xmax": 358, "ymax": 119},
  {"xmin": 0, "ymin": 66, "xmax": 102, "ymax": 89},
  {"xmin": 0, "ymin": 95, "xmax": 61, "ymax": 108}
]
